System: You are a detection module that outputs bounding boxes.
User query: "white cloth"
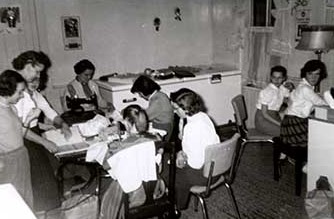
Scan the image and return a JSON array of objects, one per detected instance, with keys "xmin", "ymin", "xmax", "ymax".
[
  {"xmin": 256, "ymin": 83, "xmax": 290, "ymax": 110},
  {"xmin": 85, "ymin": 141, "xmax": 109, "ymax": 165},
  {"xmin": 107, "ymin": 141, "xmax": 157, "ymax": 193},
  {"xmin": 14, "ymin": 91, "xmax": 58, "ymax": 127},
  {"xmin": 324, "ymin": 90, "xmax": 334, "ymax": 109},
  {"xmin": 182, "ymin": 112, "xmax": 220, "ymax": 169},
  {"xmin": 285, "ymin": 78, "xmax": 327, "ymax": 118}
]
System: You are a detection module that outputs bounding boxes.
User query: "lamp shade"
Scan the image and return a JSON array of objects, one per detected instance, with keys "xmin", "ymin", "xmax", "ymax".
[{"xmin": 296, "ymin": 25, "xmax": 334, "ymax": 51}]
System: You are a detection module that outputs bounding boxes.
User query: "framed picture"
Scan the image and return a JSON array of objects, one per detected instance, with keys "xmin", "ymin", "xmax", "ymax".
[
  {"xmin": 0, "ymin": 5, "xmax": 21, "ymax": 29},
  {"xmin": 61, "ymin": 16, "xmax": 82, "ymax": 50}
]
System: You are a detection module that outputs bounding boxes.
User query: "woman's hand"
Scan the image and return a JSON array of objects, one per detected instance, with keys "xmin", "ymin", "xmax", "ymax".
[
  {"xmin": 61, "ymin": 123, "xmax": 72, "ymax": 140},
  {"xmin": 43, "ymin": 140, "xmax": 58, "ymax": 153},
  {"xmin": 176, "ymin": 150, "xmax": 188, "ymax": 169}
]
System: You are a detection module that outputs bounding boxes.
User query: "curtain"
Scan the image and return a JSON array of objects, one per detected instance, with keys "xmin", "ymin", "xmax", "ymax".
[{"xmin": 243, "ymin": 0, "xmax": 292, "ymax": 88}]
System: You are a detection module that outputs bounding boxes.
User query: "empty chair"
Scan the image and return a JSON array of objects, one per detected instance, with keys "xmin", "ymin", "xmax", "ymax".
[
  {"xmin": 231, "ymin": 94, "xmax": 273, "ymax": 151},
  {"xmin": 189, "ymin": 133, "xmax": 242, "ymax": 219}
]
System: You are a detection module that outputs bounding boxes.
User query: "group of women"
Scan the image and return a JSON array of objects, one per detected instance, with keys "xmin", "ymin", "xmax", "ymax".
[
  {"xmin": 1, "ymin": 49, "xmax": 330, "ymax": 216},
  {"xmin": 0, "ymin": 51, "xmax": 219, "ymax": 215}
]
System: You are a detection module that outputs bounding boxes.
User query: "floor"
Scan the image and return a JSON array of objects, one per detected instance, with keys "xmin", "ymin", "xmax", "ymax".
[{"xmin": 38, "ymin": 143, "xmax": 308, "ymax": 219}]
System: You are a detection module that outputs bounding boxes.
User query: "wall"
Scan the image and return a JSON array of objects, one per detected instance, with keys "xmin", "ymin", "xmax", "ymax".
[
  {"xmin": 40, "ymin": 0, "xmax": 217, "ymax": 86},
  {"xmin": 34, "ymin": 0, "xmax": 243, "ymax": 112}
]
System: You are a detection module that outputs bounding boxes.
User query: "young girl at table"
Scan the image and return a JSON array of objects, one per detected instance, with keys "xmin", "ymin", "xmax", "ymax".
[
  {"xmin": 0, "ymin": 70, "xmax": 33, "ymax": 208},
  {"xmin": 167, "ymin": 89, "xmax": 220, "ymax": 211},
  {"xmin": 255, "ymin": 65, "xmax": 294, "ymax": 136},
  {"xmin": 130, "ymin": 75, "xmax": 174, "ymax": 141}
]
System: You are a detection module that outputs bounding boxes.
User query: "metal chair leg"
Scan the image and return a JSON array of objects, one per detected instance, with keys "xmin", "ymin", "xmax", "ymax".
[
  {"xmin": 193, "ymin": 193, "xmax": 199, "ymax": 212},
  {"xmin": 196, "ymin": 195, "xmax": 208, "ymax": 219},
  {"xmin": 225, "ymin": 183, "xmax": 241, "ymax": 219}
]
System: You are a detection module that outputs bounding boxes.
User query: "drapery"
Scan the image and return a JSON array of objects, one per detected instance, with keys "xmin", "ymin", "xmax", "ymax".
[{"xmin": 243, "ymin": 0, "xmax": 293, "ymax": 88}]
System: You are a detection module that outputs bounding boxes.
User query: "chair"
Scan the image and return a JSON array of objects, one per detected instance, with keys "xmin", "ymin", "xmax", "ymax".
[
  {"xmin": 190, "ymin": 133, "xmax": 242, "ymax": 219},
  {"xmin": 273, "ymin": 137, "xmax": 307, "ymax": 196},
  {"xmin": 123, "ymin": 141, "xmax": 177, "ymax": 219},
  {"xmin": 231, "ymin": 94, "xmax": 273, "ymax": 152}
]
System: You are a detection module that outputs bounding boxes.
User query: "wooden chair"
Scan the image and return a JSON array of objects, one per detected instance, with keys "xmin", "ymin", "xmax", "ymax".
[
  {"xmin": 273, "ymin": 137, "xmax": 307, "ymax": 196},
  {"xmin": 231, "ymin": 94, "xmax": 273, "ymax": 152},
  {"xmin": 189, "ymin": 133, "xmax": 242, "ymax": 219}
]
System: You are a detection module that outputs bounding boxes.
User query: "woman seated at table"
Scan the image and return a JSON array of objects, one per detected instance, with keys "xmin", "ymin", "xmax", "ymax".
[
  {"xmin": 62, "ymin": 59, "xmax": 121, "ymax": 123},
  {"xmin": 281, "ymin": 59, "xmax": 328, "ymax": 147},
  {"xmin": 99, "ymin": 104, "xmax": 163, "ymax": 219},
  {"xmin": 130, "ymin": 75, "xmax": 174, "ymax": 141},
  {"xmin": 165, "ymin": 89, "xmax": 220, "ymax": 211},
  {"xmin": 0, "ymin": 70, "xmax": 33, "ymax": 208}
]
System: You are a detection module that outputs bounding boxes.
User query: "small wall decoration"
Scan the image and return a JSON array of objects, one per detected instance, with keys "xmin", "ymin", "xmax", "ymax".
[
  {"xmin": 295, "ymin": 9, "xmax": 310, "ymax": 41},
  {"xmin": 153, "ymin": 17, "xmax": 161, "ymax": 31},
  {"xmin": 61, "ymin": 16, "xmax": 82, "ymax": 50},
  {"xmin": 0, "ymin": 5, "xmax": 22, "ymax": 33}
]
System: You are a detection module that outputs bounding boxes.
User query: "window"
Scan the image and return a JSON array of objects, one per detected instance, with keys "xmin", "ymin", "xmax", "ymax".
[{"xmin": 251, "ymin": 0, "xmax": 276, "ymax": 27}]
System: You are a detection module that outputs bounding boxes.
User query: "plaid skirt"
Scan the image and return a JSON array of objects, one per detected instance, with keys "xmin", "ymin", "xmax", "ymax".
[{"xmin": 280, "ymin": 115, "xmax": 308, "ymax": 147}]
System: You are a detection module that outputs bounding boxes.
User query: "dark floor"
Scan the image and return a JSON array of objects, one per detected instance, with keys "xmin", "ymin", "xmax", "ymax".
[{"xmin": 40, "ymin": 142, "xmax": 309, "ymax": 219}]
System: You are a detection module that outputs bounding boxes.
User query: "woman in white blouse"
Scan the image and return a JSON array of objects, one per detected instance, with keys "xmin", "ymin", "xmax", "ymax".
[
  {"xmin": 170, "ymin": 89, "xmax": 220, "ymax": 211},
  {"xmin": 280, "ymin": 60, "xmax": 328, "ymax": 147}
]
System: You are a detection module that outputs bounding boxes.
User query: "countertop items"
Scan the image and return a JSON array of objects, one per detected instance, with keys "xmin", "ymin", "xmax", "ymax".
[{"xmin": 96, "ymin": 65, "xmax": 241, "ymax": 126}]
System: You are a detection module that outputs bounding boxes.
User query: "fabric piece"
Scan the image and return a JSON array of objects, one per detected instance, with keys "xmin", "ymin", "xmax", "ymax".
[
  {"xmin": 14, "ymin": 90, "xmax": 58, "ymax": 127},
  {"xmin": 81, "ymin": 82, "xmax": 93, "ymax": 98},
  {"xmin": 254, "ymin": 109, "xmax": 281, "ymax": 136},
  {"xmin": 285, "ymin": 79, "xmax": 327, "ymax": 118},
  {"xmin": 256, "ymin": 83, "xmax": 289, "ymax": 111},
  {"xmin": 182, "ymin": 112, "xmax": 220, "ymax": 169},
  {"xmin": 107, "ymin": 140, "xmax": 157, "ymax": 193},
  {"xmin": 0, "ymin": 147, "xmax": 33, "ymax": 209},
  {"xmin": 0, "ymin": 104, "xmax": 24, "ymax": 153},
  {"xmin": 280, "ymin": 115, "xmax": 308, "ymax": 147},
  {"xmin": 25, "ymin": 127, "xmax": 60, "ymax": 211},
  {"xmin": 64, "ymin": 79, "xmax": 109, "ymax": 112},
  {"xmin": 146, "ymin": 91, "xmax": 174, "ymax": 126},
  {"xmin": 99, "ymin": 180, "xmax": 124, "ymax": 219}
]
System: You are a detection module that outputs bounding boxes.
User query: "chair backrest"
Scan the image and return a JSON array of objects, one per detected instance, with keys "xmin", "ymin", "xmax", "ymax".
[
  {"xmin": 231, "ymin": 94, "xmax": 248, "ymax": 137},
  {"xmin": 203, "ymin": 133, "xmax": 241, "ymax": 178}
]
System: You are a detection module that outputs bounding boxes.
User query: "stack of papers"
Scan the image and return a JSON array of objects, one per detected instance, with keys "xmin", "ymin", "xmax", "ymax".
[
  {"xmin": 76, "ymin": 114, "xmax": 111, "ymax": 137},
  {"xmin": 43, "ymin": 126, "xmax": 88, "ymax": 157}
]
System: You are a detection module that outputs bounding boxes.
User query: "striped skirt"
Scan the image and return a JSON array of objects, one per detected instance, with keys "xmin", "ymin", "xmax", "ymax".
[{"xmin": 280, "ymin": 115, "xmax": 308, "ymax": 147}]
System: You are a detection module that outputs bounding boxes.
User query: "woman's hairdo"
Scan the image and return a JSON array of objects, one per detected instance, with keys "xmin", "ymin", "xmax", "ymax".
[
  {"xmin": 300, "ymin": 59, "xmax": 327, "ymax": 81},
  {"xmin": 130, "ymin": 75, "xmax": 160, "ymax": 96},
  {"xmin": 0, "ymin": 70, "xmax": 25, "ymax": 97},
  {"xmin": 12, "ymin": 50, "xmax": 47, "ymax": 70},
  {"xmin": 271, "ymin": 65, "xmax": 287, "ymax": 78},
  {"xmin": 122, "ymin": 104, "xmax": 149, "ymax": 133},
  {"xmin": 174, "ymin": 90, "xmax": 203, "ymax": 116},
  {"xmin": 74, "ymin": 59, "xmax": 95, "ymax": 75}
]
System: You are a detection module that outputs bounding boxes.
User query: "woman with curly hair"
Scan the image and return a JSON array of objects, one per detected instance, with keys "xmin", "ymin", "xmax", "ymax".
[{"xmin": 166, "ymin": 89, "xmax": 219, "ymax": 211}]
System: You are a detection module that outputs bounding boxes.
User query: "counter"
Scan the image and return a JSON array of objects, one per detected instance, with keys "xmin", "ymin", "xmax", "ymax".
[
  {"xmin": 96, "ymin": 66, "xmax": 241, "ymax": 126},
  {"xmin": 308, "ymin": 117, "xmax": 334, "ymax": 191}
]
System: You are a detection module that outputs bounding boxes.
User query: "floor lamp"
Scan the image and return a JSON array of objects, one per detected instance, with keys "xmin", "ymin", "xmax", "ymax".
[{"xmin": 296, "ymin": 25, "xmax": 334, "ymax": 91}]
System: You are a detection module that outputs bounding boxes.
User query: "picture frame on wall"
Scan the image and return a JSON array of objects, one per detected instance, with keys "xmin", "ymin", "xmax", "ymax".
[
  {"xmin": 61, "ymin": 16, "xmax": 82, "ymax": 50},
  {"xmin": 0, "ymin": 5, "xmax": 22, "ymax": 33}
]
